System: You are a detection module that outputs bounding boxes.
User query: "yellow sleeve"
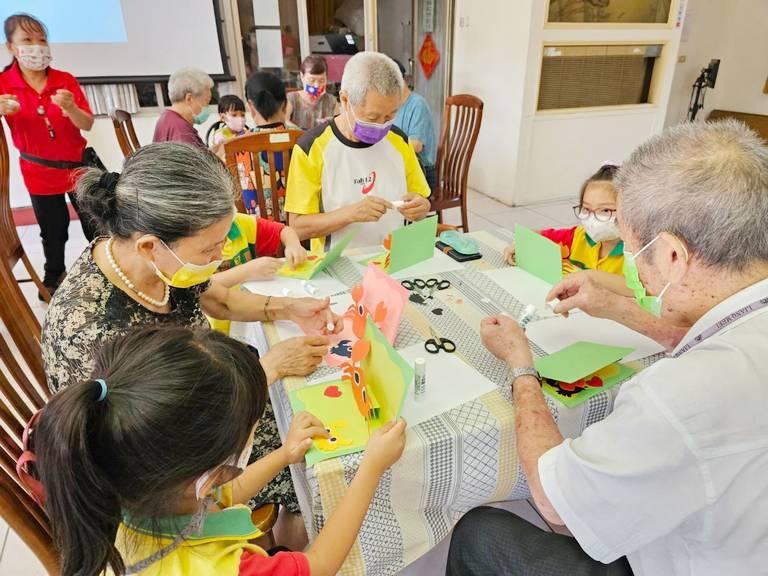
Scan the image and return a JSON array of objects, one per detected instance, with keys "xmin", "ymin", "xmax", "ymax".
[
  {"xmin": 285, "ymin": 143, "xmax": 322, "ymax": 215},
  {"xmin": 388, "ymin": 132, "xmax": 431, "ymax": 199},
  {"xmin": 234, "ymin": 213, "xmax": 258, "ymax": 244}
]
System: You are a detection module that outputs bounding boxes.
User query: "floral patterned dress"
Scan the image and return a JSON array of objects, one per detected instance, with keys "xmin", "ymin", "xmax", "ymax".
[{"xmin": 41, "ymin": 242, "xmax": 300, "ymax": 512}]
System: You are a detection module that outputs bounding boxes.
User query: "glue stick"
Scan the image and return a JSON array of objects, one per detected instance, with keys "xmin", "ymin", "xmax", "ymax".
[
  {"xmin": 414, "ymin": 358, "xmax": 426, "ymax": 399},
  {"xmin": 517, "ymin": 304, "xmax": 537, "ymax": 329}
]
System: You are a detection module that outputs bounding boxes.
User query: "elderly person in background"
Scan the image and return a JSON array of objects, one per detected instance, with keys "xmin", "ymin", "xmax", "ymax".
[
  {"xmin": 42, "ymin": 143, "xmax": 341, "ymax": 545},
  {"xmin": 285, "ymin": 51, "xmax": 431, "ymax": 252},
  {"xmin": 152, "ymin": 67, "xmax": 213, "ymax": 147},
  {"xmin": 448, "ymin": 121, "xmax": 768, "ymax": 576},
  {"xmin": 286, "ymin": 54, "xmax": 339, "ymax": 130}
]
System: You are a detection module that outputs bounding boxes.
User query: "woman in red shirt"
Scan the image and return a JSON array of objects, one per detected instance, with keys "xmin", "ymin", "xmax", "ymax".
[{"xmin": 0, "ymin": 14, "xmax": 96, "ymax": 296}]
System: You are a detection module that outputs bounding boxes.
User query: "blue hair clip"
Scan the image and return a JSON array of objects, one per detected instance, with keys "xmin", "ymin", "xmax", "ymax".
[{"xmin": 95, "ymin": 378, "xmax": 108, "ymax": 402}]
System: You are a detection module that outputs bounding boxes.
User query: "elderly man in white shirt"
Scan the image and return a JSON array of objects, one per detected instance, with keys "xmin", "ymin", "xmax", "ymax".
[{"xmin": 447, "ymin": 120, "xmax": 768, "ymax": 576}]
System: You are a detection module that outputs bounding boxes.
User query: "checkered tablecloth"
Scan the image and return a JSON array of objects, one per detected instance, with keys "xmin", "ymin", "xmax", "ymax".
[{"xmin": 231, "ymin": 230, "xmax": 663, "ymax": 576}]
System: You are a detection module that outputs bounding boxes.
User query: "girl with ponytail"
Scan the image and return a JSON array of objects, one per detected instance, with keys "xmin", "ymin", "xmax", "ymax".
[{"xmin": 25, "ymin": 326, "xmax": 406, "ymax": 575}]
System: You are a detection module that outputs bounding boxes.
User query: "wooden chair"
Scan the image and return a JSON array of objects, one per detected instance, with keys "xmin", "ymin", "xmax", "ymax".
[
  {"xmin": 0, "ymin": 250, "xmax": 56, "ymax": 573},
  {"xmin": 224, "ymin": 130, "xmax": 303, "ymax": 223},
  {"xmin": 110, "ymin": 109, "xmax": 141, "ymax": 158},
  {"xmin": 0, "ymin": 121, "xmax": 51, "ymax": 303},
  {"xmin": 431, "ymin": 95, "xmax": 484, "ymax": 231}
]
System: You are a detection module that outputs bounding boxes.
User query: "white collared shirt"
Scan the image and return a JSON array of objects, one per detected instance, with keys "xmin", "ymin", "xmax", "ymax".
[{"xmin": 539, "ymin": 277, "xmax": 768, "ymax": 576}]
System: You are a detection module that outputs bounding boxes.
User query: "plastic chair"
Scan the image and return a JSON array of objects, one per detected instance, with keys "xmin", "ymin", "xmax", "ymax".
[
  {"xmin": 109, "ymin": 109, "xmax": 141, "ymax": 158},
  {"xmin": 0, "ymin": 121, "xmax": 51, "ymax": 303},
  {"xmin": 223, "ymin": 130, "xmax": 303, "ymax": 223},
  {"xmin": 431, "ymin": 95, "xmax": 484, "ymax": 231}
]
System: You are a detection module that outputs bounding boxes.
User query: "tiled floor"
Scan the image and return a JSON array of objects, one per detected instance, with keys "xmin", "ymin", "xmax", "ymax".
[{"xmin": 2, "ymin": 190, "xmax": 577, "ymax": 574}]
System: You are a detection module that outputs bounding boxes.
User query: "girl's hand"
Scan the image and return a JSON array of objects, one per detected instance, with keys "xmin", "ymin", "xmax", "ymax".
[
  {"xmin": 362, "ymin": 418, "xmax": 407, "ymax": 475},
  {"xmin": 0, "ymin": 94, "xmax": 20, "ymax": 116},
  {"xmin": 245, "ymin": 257, "xmax": 282, "ymax": 280},
  {"xmin": 503, "ymin": 244, "xmax": 516, "ymax": 265},
  {"xmin": 283, "ymin": 411, "xmax": 329, "ymax": 464},
  {"xmin": 287, "ymin": 297, "xmax": 343, "ymax": 334},
  {"xmin": 284, "ymin": 243, "xmax": 307, "ymax": 269}
]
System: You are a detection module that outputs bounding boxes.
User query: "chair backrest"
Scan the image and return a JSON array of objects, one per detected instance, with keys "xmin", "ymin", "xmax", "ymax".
[
  {"xmin": 434, "ymin": 95, "xmax": 484, "ymax": 205},
  {"xmin": 0, "ymin": 121, "xmax": 50, "ymax": 303},
  {"xmin": 223, "ymin": 129, "xmax": 303, "ymax": 223},
  {"xmin": 110, "ymin": 108, "xmax": 141, "ymax": 158},
  {"xmin": 0, "ymin": 256, "xmax": 56, "ymax": 573}
]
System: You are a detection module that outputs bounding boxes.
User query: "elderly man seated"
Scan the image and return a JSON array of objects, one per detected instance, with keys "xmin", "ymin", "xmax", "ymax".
[
  {"xmin": 153, "ymin": 67, "xmax": 213, "ymax": 148},
  {"xmin": 285, "ymin": 51, "xmax": 431, "ymax": 251},
  {"xmin": 448, "ymin": 121, "xmax": 768, "ymax": 576}
]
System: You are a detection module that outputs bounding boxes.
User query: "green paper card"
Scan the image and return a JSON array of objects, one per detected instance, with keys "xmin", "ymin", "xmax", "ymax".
[
  {"xmin": 515, "ymin": 224, "xmax": 563, "ymax": 285},
  {"xmin": 534, "ymin": 341, "xmax": 634, "ymax": 383},
  {"xmin": 288, "ymin": 317, "xmax": 413, "ymax": 466},
  {"xmin": 542, "ymin": 364, "xmax": 636, "ymax": 408},
  {"xmin": 278, "ymin": 229, "xmax": 357, "ymax": 279},
  {"xmin": 389, "ymin": 215, "xmax": 438, "ymax": 273}
]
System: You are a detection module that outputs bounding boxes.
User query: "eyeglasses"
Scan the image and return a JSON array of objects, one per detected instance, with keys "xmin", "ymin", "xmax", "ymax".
[{"xmin": 573, "ymin": 206, "xmax": 616, "ymax": 222}]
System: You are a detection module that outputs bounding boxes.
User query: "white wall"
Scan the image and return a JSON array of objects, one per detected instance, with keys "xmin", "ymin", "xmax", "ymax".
[
  {"xmin": 5, "ymin": 110, "xmax": 222, "ymax": 208},
  {"xmin": 453, "ymin": 0, "xmax": 685, "ymax": 206},
  {"xmin": 451, "ymin": 0, "xmax": 534, "ymax": 204},
  {"xmin": 666, "ymin": 0, "xmax": 768, "ymax": 127}
]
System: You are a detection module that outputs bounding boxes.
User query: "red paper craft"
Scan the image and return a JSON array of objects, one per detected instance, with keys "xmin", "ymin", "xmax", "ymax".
[{"xmin": 418, "ymin": 33, "xmax": 440, "ymax": 79}]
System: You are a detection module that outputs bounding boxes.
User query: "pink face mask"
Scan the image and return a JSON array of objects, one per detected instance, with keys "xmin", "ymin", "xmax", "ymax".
[{"xmin": 224, "ymin": 115, "xmax": 246, "ymax": 134}]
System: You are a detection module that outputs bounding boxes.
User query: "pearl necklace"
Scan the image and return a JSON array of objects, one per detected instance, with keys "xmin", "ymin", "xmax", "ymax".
[{"xmin": 105, "ymin": 237, "xmax": 170, "ymax": 308}]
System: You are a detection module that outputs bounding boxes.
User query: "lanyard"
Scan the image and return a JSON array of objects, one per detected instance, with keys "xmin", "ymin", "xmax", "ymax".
[{"xmin": 673, "ymin": 296, "xmax": 768, "ymax": 358}]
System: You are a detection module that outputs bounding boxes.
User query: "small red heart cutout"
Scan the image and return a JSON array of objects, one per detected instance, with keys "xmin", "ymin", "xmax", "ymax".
[
  {"xmin": 308, "ymin": 254, "xmax": 319, "ymax": 261},
  {"xmin": 324, "ymin": 385, "xmax": 342, "ymax": 398}
]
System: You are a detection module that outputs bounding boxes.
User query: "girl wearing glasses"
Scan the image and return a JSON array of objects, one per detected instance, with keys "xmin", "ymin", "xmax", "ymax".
[
  {"xmin": 504, "ymin": 164, "xmax": 624, "ymax": 275},
  {"xmin": 0, "ymin": 13, "xmax": 96, "ymax": 298}
]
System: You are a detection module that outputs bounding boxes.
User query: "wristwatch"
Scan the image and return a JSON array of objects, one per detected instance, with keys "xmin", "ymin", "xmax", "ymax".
[{"xmin": 511, "ymin": 366, "xmax": 540, "ymax": 387}]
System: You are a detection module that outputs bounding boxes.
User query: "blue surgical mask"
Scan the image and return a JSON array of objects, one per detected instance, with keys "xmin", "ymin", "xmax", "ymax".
[{"xmin": 193, "ymin": 106, "xmax": 211, "ymax": 125}]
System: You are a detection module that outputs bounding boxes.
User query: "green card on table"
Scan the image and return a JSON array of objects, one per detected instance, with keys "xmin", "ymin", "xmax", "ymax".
[
  {"xmin": 277, "ymin": 229, "xmax": 357, "ymax": 280},
  {"xmin": 515, "ymin": 224, "xmax": 562, "ymax": 285},
  {"xmin": 363, "ymin": 215, "xmax": 438, "ymax": 274},
  {"xmin": 288, "ymin": 317, "xmax": 413, "ymax": 466},
  {"xmin": 535, "ymin": 341, "xmax": 636, "ymax": 408}
]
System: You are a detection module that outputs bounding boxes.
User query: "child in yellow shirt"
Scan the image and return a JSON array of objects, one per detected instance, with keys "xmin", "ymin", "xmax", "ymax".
[
  {"xmin": 505, "ymin": 163, "xmax": 624, "ymax": 274},
  {"xmin": 23, "ymin": 327, "xmax": 406, "ymax": 576}
]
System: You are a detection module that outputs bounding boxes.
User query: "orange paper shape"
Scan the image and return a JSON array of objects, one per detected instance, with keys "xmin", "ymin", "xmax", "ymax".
[{"xmin": 419, "ymin": 33, "xmax": 440, "ymax": 79}]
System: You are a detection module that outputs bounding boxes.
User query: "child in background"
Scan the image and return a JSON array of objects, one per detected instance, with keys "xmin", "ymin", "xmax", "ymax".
[
  {"xmin": 504, "ymin": 163, "xmax": 624, "ymax": 274},
  {"xmin": 23, "ymin": 327, "xmax": 407, "ymax": 576},
  {"xmin": 210, "ymin": 213, "xmax": 307, "ymax": 333},
  {"xmin": 212, "ymin": 94, "xmax": 248, "ymax": 146}
]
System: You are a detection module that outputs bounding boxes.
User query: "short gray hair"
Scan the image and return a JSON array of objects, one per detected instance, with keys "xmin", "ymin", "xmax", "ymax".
[
  {"xmin": 617, "ymin": 120, "xmax": 768, "ymax": 270},
  {"xmin": 340, "ymin": 51, "xmax": 404, "ymax": 106},
  {"xmin": 77, "ymin": 143, "xmax": 236, "ymax": 243},
  {"xmin": 167, "ymin": 67, "xmax": 214, "ymax": 103}
]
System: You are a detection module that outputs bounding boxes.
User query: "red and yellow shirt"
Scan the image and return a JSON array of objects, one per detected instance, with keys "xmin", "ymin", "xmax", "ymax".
[
  {"xmin": 0, "ymin": 61, "xmax": 91, "ymax": 195},
  {"xmin": 540, "ymin": 225, "xmax": 624, "ymax": 275}
]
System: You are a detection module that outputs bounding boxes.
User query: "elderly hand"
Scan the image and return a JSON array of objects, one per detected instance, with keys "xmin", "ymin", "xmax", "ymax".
[
  {"xmin": 282, "ymin": 411, "xmax": 329, "ymax": 464},
  {"xmin": 546, "ymin": 270, "xmax": 622, "ymax": 319},
  {"xmin": 0, "ymin": 94, "xmax": 20, "ymax": 116},
  {"xmin": 503, "ymin": 244, "xmax": 516, "ymax": 265},
  {"xmin": 398, "ymin": 193, "xmax": 430, "ymax": 222},
  {"xmin": 480, "ymin": 315, "xmax": 534, "ymax": 368},
  {"xmin": 51, "ymin": 89, "xmax": 76, "ymax": 112},
  {"xmin": 286, "ymin": 296, "xmax": 344, "ymax": 335},
  {"xmin": 284, "ymin": 243, "xmax": 307, "ymax": 269},
  {"xmin": 347, "ymin": 196, "xmax": 393, "ymax": 223},
  {"xmin": 261, "ymin": 335, "xmax": 329, "ymax": 383}
]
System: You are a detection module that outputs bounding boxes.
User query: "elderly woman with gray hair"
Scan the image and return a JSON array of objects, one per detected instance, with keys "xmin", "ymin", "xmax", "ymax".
[
  {"xmin": 448, "ymin": 120, "xmax": 768, "ymax": 576},
  {"xmin": 152, "ymin": 67, "xmax": 213, "ymax": 147},
  {"xmin": 42, "ymin": 143, "xmax": 341, "ymax": 528},
  {"xmin": 285, "ymin": 51, "xmax": 431, "ymax": 252}
]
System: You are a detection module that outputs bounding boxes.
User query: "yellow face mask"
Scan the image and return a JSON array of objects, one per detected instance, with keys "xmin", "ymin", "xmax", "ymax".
[{"xmin": 152, "ymin": 240, "xmax": 222, "ymax": 289}]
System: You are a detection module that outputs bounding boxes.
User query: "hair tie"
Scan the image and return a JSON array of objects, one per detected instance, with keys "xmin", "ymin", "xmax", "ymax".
[
  {"xmin": 98, "ymin": 171, "xmax": 120, "ymax": 194},
  {"xmin": 95, "ymin": 378, "xmax": 108, "ymax": 402}
]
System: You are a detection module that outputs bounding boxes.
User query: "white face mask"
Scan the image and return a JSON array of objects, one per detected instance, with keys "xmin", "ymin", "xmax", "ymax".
[
  {"xmin": 582, "ymin": 215, "xmax": 621, "ymax": 243},
  {"xmin": 194, "ymin": 440, "xmax": 253, "ymax": 500},
  {"xmin": 16, "ymin": 44, "xmax": 52, "ymax": 71}
]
